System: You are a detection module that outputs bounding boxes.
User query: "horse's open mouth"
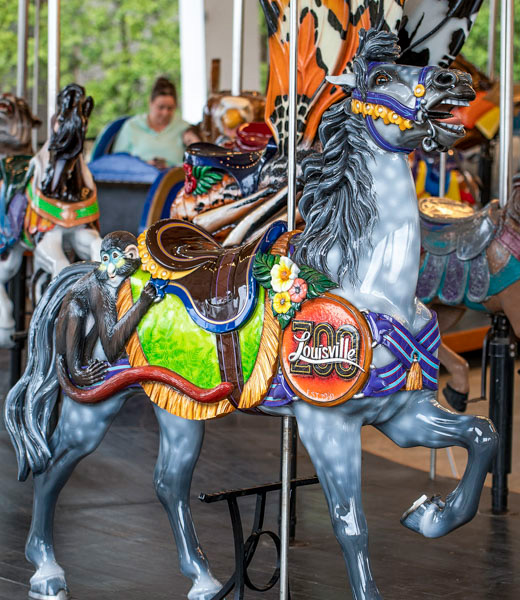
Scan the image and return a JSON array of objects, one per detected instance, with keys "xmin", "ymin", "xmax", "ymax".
[{"xmin": 425, "ymin": 96, "xmax": 473, "ymax": 136}]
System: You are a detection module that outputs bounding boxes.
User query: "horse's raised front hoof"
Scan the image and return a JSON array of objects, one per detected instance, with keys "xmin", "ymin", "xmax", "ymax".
[
  {"xmin": 187, "ymin": 574, "xmax": 223, "ymax": 600},
  {"xmin": 400, "ymin": 494, "xmax": 450, "ymax": 538},
  {"xmin": 28, "ymin": 562, "xmax": 69, "ymax": 600},
  {"xmin": 442, "ymin": 384, "xmax": 468, "ymax": 412},
  {"xmin": 0, "ymin": 326, "xmax": 15, "ymax": 349},
  {"xmin": 28, "ymin": 590, "xmax": 69, "ymax": 600}
]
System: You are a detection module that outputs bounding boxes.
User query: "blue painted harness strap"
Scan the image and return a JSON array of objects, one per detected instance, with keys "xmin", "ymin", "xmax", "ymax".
[
  {"xmin": 362, "ymin": 312, "xmax": 440, "ymax": 397},
  {"xmin": 261, "ymin": 312, "xmax": 441, "ymax": 405}
]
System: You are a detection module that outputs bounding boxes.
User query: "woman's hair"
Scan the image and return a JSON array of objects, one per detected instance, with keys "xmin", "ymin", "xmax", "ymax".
[{"xmin": 151, "ymin": 77, "xmax": 177, "ymax": 104}]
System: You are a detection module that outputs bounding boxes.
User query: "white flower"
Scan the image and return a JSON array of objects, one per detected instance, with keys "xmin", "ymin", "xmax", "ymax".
[{"xmin": 271, "ymin": 257, "xmax": 300, "ymax": 292}]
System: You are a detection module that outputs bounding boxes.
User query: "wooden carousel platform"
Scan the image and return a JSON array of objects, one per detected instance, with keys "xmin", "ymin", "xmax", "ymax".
[{"xmin": 0, "ymin": 345, "xmax": 519, "ymax": 600}]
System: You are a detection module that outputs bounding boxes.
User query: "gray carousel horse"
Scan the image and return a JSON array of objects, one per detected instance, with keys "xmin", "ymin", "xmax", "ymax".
[{"xmin": 5, "ymin": 30, "xmax": 497, "ymax": 600}]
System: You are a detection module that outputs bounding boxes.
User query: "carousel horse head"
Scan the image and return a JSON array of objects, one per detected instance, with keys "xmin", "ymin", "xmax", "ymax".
[
  {"xmin": 41, "ymin": 83, "xmax": 94, "ymax": 200},
  {"xmin": 48, "ymin": 83, "xmax": 93, "ymax": 160},
  {"xmin": 0, "ymin": 93, "xmax": 41, "ymax": 157},
  {"xmin": 327, "ymin": 29, "xmax": 475, "ymax": 153}
]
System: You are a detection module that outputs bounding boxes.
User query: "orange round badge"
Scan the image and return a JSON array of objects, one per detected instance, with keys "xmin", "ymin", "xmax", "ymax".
[{"xmin": 280, "ymin": 294, "xmax": 373, "ymax": 406}]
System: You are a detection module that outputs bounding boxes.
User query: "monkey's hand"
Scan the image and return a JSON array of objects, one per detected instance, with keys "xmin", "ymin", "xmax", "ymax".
[
  {"xmin": 72, "ymin": 359, "xmax": 109, "ymax": 387},
  {"xmin": 146, "ymin": 278, "xmax": 168, "ymax": 303}
]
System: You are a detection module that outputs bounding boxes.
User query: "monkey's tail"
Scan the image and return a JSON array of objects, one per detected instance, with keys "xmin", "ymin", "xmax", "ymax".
[
  {"xmin": 56, "ymin": 356, "xmax": 233, "ymax": 405},
  {"xmin": 4, "ymin": 261, "xmax": 96, "ymax": 481}
]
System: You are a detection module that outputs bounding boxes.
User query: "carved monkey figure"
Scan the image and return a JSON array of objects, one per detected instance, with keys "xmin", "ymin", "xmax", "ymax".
[{"xmin": 56, "ymin": 231, "xmax": 157, "ymax": 387}]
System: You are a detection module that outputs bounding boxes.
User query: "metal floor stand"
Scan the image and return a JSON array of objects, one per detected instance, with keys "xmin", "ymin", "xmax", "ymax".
[
  {"xmin": 487, "ymin": 313, "xmax": 515, "ymax": 514},
  {"xmin": 200, "ymin": 474, "xmax": 319, "ymax": 600}
]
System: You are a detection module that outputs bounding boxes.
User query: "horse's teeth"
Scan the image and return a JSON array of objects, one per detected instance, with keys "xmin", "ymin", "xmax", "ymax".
[{"xmin": 448, "ymin": 99, "xmax": 470, "ymax": 107}]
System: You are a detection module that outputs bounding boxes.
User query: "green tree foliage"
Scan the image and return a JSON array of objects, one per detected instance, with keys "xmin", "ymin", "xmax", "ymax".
[
  {"xmin": 462, "ymin": 1, "xmax": 520, "ymax": 81},
  {"xmin": 0, "ymin": 0, "xmax": 180, "ymax": 137},
  {"xmin": 1, "ymin": 1, "xmax": 518, "ymax": 138}
]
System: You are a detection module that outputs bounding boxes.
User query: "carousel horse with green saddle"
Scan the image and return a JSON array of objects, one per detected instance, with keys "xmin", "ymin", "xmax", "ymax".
[{"xmin": 5, "ymin": 30, "xmax": 497, "ymax": 600}]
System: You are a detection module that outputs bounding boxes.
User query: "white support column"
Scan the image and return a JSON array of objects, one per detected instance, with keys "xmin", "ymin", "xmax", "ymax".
[
  {"xmin": 498, "ymin": 0, "xmax": 514, "ymax": 208},
  {"xmin": 205, "ymin": 0, "xmax": 261, "ymax": 93},
  {"xmin": 232, "ymin": 0, "xmax": 245, "ymax": 96},
  {"xmin": 17, "ymin": 0, "xmax": 29, "ymax": 99},
  {"xmin": 179, "ymin": 0, "xmax": 207, "ymax": 124},
  {"xmin": 48, "ymin": 0, "xmax": 60, "ymax": 130}
]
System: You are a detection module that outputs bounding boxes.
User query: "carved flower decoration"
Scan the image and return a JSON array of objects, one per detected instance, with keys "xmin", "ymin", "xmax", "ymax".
[
  {"xmin": 273, "ymin": 292, "xmax": 292, "ymax": 314},
  {"xmin": 183, "ymin": 163, "xmax": 196, "ymax": 194},
  {"xmin": 289, "ymin": 278, "xmax": 307, "ymax": 303},
  {"xmin": 270, "ymin": 256, "xmax": 299, "ymax": 292},
  {"xmin": 253, "ymin": 251, "xmax": 336, "ymax": 329}
]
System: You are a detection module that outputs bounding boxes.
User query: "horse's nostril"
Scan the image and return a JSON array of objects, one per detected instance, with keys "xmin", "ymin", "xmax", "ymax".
[{"xmin": 433, "ymin": 70, "xmax": 458, "ymax": 89}]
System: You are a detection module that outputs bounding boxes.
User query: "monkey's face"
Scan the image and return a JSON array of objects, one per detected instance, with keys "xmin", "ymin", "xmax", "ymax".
[{"xmin": 97, "ymin": 243, "xmax": 141, "ymax": 287}]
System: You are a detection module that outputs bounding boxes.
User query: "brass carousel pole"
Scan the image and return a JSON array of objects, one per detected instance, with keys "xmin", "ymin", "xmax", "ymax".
[{"xmin": 280, "ymin": 0, "xmax": 298, "ymax": 597}]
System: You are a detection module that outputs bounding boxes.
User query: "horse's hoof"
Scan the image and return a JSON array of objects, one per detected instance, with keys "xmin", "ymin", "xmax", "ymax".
[
  {"xmin": 28, "ymin": 591, "xmax": 69, "ymax": 600},
  {"xmin": 29, "ymin": 562, "xmax": 69, "ymax": 600},
  {"xmin": 187, "ymin": 574, "xmax": 223, "ymax": 600},
  {"xmin": 442, "ymin": 384, "xmax": 468, "ymax": 412},
  {"xmin": 400, "ymin": 494, "xmax": 446, "ymax": 538}
]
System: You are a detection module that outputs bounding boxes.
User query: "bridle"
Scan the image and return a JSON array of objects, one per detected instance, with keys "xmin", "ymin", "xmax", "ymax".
[{"xmin": 350, "ymin": 62, "xmax": 434, "ymax": 153}]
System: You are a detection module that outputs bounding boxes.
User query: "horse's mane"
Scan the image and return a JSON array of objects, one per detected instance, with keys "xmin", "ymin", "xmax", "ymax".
[
  {"xmin": 293, "ymin": 29, "xmax": 400, "ymax": 284},
  {"xmin": 293, "ymin": 104, "xmax": 377, "ymax": 283}
]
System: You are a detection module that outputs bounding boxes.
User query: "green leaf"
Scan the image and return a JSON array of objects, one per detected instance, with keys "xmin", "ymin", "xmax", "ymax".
[
  {"xmin": 298, "ymin": 265, "xmax": 336, "ymax": 298},
  {"xmin": 278, "ymin": 313, "xmax": 293, "ymax": 329},
  {"xmin": 192, "ymin": 165, "xmax": 224, "ymax": 195},
  {"xmin": 253, "ymin": 253, "xmax": 276, "ymax": 288}
]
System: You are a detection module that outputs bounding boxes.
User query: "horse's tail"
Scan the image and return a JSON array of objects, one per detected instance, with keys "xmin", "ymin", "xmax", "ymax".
[{"xmin": 3, "ymin": 261, "xmax": 96, "ymax": 481}]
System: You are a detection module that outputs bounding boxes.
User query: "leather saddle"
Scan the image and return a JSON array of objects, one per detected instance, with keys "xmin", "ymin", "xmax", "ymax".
[
  {"xmin": 185, "ymin": 139, "xmax": 277, "ymax": 196},
  {"xmin": 144, "ymin": 218, "xmax": 287, "ymax": 333}
]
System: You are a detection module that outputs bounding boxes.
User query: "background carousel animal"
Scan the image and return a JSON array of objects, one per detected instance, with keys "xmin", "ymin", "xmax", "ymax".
[
  {"xmin": 0, "ymin": 83, "xmax": 101, "ymax": 348},
  {"xmin": 0, "ymin": 94, "xmax": 41, "ymax": 347},
  {"xmin": 4, "ymin": 30, "xmax": 498, "ymax": 600},
  {"xmin": 167, "ymin": 0, "xmax": 487, "ymax": 248},
  {"xmin": 0, "ymin": 93, "xmax": 41, "ymax": 158},
  {"xmin": 27, "ymin": 83, "xmax": 101, "ymax": 281},
  {"xmin": 418, "ymin": 176, "xmax": 520, "ymax": 411}
]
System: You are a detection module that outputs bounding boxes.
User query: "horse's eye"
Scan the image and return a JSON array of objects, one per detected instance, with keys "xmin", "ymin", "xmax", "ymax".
[
  {"xmin": 112, "ymin": 251, "xmax": 119, "ymax": 259},
  {"xmin": 102, "ymin": 255, "xmax": 108, "ymax": 262},
  {"xmin": 375, "ymin": 73, "xmax": 390, "ymax": 85}
]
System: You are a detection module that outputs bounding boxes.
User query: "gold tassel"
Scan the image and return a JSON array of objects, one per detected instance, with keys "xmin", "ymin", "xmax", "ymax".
[{"xmin": 405, "ymin": 355, "xmax": 423, "ymax": 391}]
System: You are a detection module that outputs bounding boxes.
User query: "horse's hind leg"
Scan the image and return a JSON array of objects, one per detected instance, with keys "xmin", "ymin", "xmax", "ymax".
[
  {"xmin": 153, "ymin": 405, "xmax": 222, "ymax": 600},
  {"xmin": 26, "ymin": 393, "xmax": 126, "ymax": 600},
  {"xmin": 293, "ymin": 402, "xmax": 382, "ymax": 600},
  {"xmin": 376, "ymin": 390, "xmax": 498, "ymax": 538}
]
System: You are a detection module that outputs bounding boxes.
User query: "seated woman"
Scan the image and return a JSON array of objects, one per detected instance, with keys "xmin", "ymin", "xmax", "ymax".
[{"xmin": 112, "ymin": 76, "xmax": 199, "ymax": 168}]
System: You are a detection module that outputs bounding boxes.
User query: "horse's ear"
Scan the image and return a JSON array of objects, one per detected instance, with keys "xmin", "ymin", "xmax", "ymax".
[
  {"xmin": 326, "ymin": 73, "xmax": 356, "ymax": 92},
  {"xmin": 83, "ymin": 96, "xmax": 94, "ymax": 119}
]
